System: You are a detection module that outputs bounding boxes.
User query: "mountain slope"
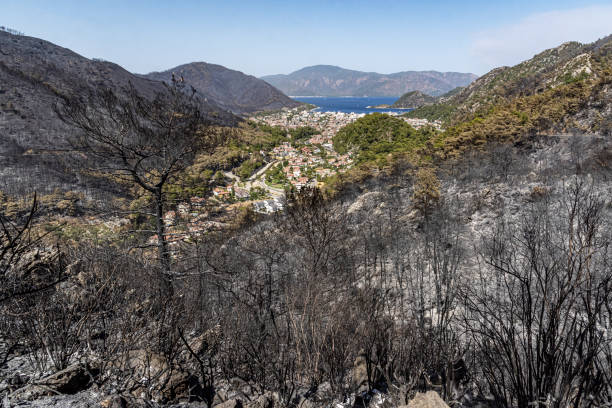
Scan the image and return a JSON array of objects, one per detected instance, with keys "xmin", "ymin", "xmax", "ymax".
[
  {"xmin": 261, "ymin": 65, "xmax": 478, "ymax": 97},
  {"xmin": 0, "ymin": 31, "xmax": 237, "ymax": 197},
  {"xmin": 407, "ymin": 35, "xmax": 612, "ymax": 129},
  {"xmin": 323, "ymin": 37, "xmax": 612, "ymax": 195},
  {"xmin": 145, "ymin": 62, "xmax": 301, "ymax": 114}
]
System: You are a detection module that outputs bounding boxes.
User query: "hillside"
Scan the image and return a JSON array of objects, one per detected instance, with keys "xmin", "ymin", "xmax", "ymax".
[
  {"xmin": 145, "ymin": 62, "xmax": 301, "ymax": 114},
  {"xmin": 390, "ymin": 90, "xmax": 436, "ymax": 108},
  {"xmin": 321, "ymin": 37, "xmax": 611, "ymax": 195},
  {"xmin": 261, "ymin": 65, "xmax": 477, "ymax": 97},
  {"xmin": 3, "ymin": 28, "xmax": 612, "ymax": 408},
  {"xmin": 0, "ymin": 31, "xmax": 237, "ymax": 197},
  {"xmin": 407, "ymin": 35, "xmax": 612, "ymax": 132}
]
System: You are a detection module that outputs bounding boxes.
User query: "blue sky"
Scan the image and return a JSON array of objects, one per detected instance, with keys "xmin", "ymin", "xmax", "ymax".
[{"xmin": 3, "ymin": 0, "xmax": 612, "ymax": 77}]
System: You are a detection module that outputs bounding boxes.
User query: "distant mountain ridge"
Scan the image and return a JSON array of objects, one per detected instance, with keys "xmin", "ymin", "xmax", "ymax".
[
  {"xmin": 145, "ymin": 62, "xmax": 301, "ymax": 114},
  {"xmin": 261, "ymin": 65, "xmax": 478, "ymax": 97}
]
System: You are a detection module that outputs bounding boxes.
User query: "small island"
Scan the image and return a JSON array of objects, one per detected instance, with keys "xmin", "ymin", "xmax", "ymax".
[
  {"xmin": 390, "ymin": 90, "xmax": 437, "ymax": 108},
  {"xmin": 367, "ymin": 90, "xmax": 438, "ymax": 109}
]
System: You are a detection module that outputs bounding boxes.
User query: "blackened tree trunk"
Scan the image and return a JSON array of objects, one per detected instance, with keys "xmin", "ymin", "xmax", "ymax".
[
  {"xmin": 154, "ymin": 187, "xmax": 172, "ymax": 297},
  {"xmin": 56, "ymin": 77, "xmax": 225, "ymax": 299}
]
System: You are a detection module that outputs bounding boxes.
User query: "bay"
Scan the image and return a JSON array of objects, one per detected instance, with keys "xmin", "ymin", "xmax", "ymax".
[{"xmin": 292, "ymin": 96, "xmax": 413, "ymax": 114}]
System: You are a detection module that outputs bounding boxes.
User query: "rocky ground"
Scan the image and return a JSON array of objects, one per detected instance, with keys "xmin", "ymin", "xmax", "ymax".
[{"xmin": 1, "ymin": 347, "xmax": 457, "ymax": 408}]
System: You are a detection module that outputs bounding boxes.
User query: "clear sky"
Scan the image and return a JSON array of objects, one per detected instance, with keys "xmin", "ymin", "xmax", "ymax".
[{"xmin": 3, "ymin": 0, "xmax": 612, "ymax": 77}]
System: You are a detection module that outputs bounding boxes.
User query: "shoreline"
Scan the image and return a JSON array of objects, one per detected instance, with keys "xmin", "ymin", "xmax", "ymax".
[
  {"xmin": 367, "ymin": 105, "xmax": 413, "ymax": 110},
  {"xmin": 291, "ymin": 95, "xmax": 402, "ymax": 98}
]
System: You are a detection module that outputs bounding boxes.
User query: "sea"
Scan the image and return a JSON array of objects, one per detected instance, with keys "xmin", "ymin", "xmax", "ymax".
[{"xmin": 292, "ymin": 96, "xmax": 413, "ymax": 114}]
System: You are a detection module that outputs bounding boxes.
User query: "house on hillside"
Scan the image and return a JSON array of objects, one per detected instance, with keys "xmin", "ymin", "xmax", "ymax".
[
  {"xmin": 190, "ymin": 196, "xmax": 206, "ymax": 208},
  {"xmin": 177, "ymin": 202, "xmax": 189, "ymax": 216},
  {"xmin": 213, "ymin": 187, "xmax": 231, "ymax": 200},
  {"xmin": 164, "ymin": 211, "xmax": 176, "ymax": 226},
  {"xmin": 253, "ymin": 198, "xmax": 284, "ymax": 214}
]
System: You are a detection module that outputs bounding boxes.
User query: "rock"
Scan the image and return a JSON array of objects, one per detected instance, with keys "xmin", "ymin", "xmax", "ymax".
[
  {"xmin": 229, "ymin": 376, "xmax": 251, "ymax": 396},
  {"xmin": 187, "ymin": 333, "xmax": 209, "ymax": 357},
  {"xmin": 402, "ymin": 391, "xmax": 449, "ymax": 408},
  {"xmin": 351, "ymin": 352, "xmax": 385, "ymax": 393},
  {"xmin": 100, "ymin": 394, "xmax": 128, "ymax": 408},
  {"xmin": 396, "ymin": 384, "xmax": 410, "ymax": 406},
  {"xmin": 9, "ymin": 364, "xmax": 92, "ymax": 401},
  {"xmin": 212, "ymin": 390, "xmax": 228, "ymax": 406},
  {"xmin": 226, "ymin": 390, "xmax": 249, "ymax": 403},
  {"xmin": 215, "ymin": 398, "xmax": 243, "ymax": 408},
  {"xmin": 295, "ymin": 398, "xmax": 316, "ymax": 408},
  {"xmin": 295, "ymin": 382, "xmax": 332, "ymax": 408},
  {"xmin": 178, "ymin": 403, "xmax": 209, "ymax": 408},
  {"xmin": 183, "ymin": 325, "xmax": 222, "ymax": 358},
  {"xmin": 351, "ymin": 353, "xmax": 369, "ymax": 392},
  {"xmin": 8, "ymin": 372, "xmax": 29, "ymax": 386},
  {"xmin": 314, "ymin": 382, "xmax": 332, "ymax": 399},
  {"xmin": 9, "ymin": 390, "xmax": 101, "ymax": 407},
  {"xmin": 41, "ymin": 363, "xmax": 91, "ymax": 394},
  {"xmin": 245, "ymin": 392, "xmax": 278, "ymax": 408},
  {"xmin": 9, "ymin": 384, "xmax": 49, "ymax": 402},
  {"xmin": 210, "ymin": 376, "xmax": 255, "ymax": 406},
  {"xmin": 347, "ymin": 192, "xmax": 383, "ymax": 215},
  {"xmin": 119, "ymin": 349, "xmax": 196, "ymax": 403}
]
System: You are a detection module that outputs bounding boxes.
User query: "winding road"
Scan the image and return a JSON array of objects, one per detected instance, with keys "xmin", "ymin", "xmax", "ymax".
[{"xmin": 223, "ymin": 160, "xmax": 285, "ymax": 198}]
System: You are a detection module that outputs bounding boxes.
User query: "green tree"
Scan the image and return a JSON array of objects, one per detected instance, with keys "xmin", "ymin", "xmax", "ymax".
[
  {"xmin": 412, "ymin": 167, "xmax": 441, "ymax": 215},
  {"xmin": 333, "ymin": 113, "xmax": 433, "ymax": 163},
  {"xmin": 289, "ymin": 126, "xmax": 318, "ymax": 140}
]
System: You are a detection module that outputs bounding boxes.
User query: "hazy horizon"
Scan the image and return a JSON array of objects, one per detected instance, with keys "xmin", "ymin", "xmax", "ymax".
[{"xmin": 3, "ymin": 0, "xmax": 612, "ymax": 78}]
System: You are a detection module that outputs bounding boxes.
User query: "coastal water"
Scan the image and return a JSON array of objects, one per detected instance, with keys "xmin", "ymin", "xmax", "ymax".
[{"xmin": 292, "ymin": 96, "xmax": 412, "ymax": 114}]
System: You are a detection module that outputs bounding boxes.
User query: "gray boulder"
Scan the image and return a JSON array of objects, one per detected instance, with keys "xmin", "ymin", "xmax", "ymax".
[
  {"xmin": 351, "ymin": 353, "xmax": 369, "ymax": 392},
  {"xmin": 118, "ymin": 349, "xmax": 195, "ymax": 403},
  {"xmin": 401, "ymin": 391, "xmax": 449, "ymax": 408},
  {"xmin": 244, "ymin": 392, "xmax": 278, "ymax": 408},
  {"xmin": 100, "ymin": 394, "xmax": 128, "ymax": 408},
  {"xmin": 215, "ymin": 398, "xmax": 243, "ymax": 408},
  {"xmin": 8, "ymin": 363, "xmax": 91, "ymax": 402}
]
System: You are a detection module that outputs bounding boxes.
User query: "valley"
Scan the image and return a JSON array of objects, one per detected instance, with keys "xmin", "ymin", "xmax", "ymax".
[{"xmin": 0, "ymin": 17, "xmax": 611, "ymax": 408}]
